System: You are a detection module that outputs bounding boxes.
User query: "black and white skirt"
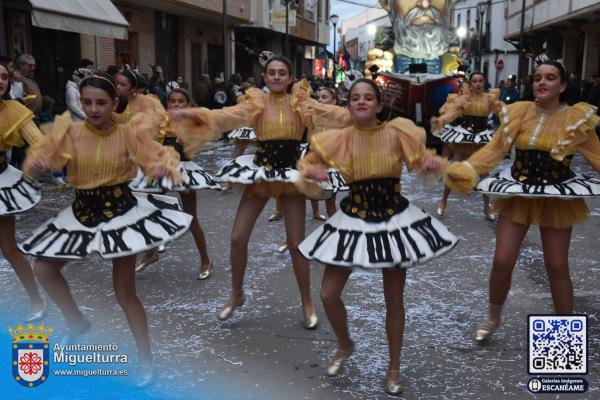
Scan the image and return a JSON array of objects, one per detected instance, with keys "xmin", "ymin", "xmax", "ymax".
[
  {"xmin": 19, "ymin": 185, "xmax": 192, "ymax": 260},
  {"xmin": 129, "ymin": 162, "xmax": 221, "ymax": 193},
  {"xmin": 477, "ymin": 167, "xmax": 600, "ymax": 198},
  {"xmin": 227, "ymin": 127, "xmax": 256, "ymax": 141},
  {"xmin": 0, "ymin": 163, "xmax": 41, "ymax": 215},
  {"xmin": 300, "ymin": 143, "xmax": 349, "ymax": 196},
  {"xmin": 299, "ymin": 178, "xmax": 457, "ymax": 269},
  {"xmin": 437, "ymin": 124, "xmax": 494, "ymax": 144}
]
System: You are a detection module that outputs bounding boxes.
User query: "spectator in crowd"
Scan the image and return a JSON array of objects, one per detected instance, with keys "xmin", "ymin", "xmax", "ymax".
[
  {"xmin": 211, "ymin": 76, "xmax": 235, "ymax": 109},
  {"xmin": 499, "ymin": 74, "xmax": 520, "ymax": 105},
  {"xmin": 148, "ymin": 65, "xmax": 168, "ymax": 106},
  {"xmin": 193, "ymin": 73, "xmax": 212, "ymax": 108},
  {"xmin": 79, "ymin": 58, "xmax": 94, "ymax": 69},
  {"xmin": 565, "ymin": 73, "xmax": 583, "ymax": 105},
  {"xmin": 15, "ymin": 53, "xmax": 42, "ymax": 116},
  {"xmin": 11, "ymin": 54, "xmax": 41, "ymax": 168},
  {"xmin": 229, "ymin": 73, "xmax": 243, "ymax": 98},
  {"xmin": 65, "ymin": 68, "xmax": 93, "ymax": 121},
  {"xmin": 106, "ymin": 65, "xmax": 119, "ymax": 79},
  {"xmin": 586, "ymin": 74, "xmax": 600, "ymax": 112},
  {"xmin": 520, "ymin": 75, "xmax": 535, "ymax": 101}
]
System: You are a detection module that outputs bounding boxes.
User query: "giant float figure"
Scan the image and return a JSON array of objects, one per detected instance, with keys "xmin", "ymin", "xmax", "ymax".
[{"xmin": 379, "ymin": 0, "xmax": 450, "ymax": 74}]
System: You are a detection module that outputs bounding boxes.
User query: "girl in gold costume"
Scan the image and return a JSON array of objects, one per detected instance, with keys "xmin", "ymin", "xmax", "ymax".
[{"xmin": 445, "ymin": 61, "xmax": 600, "ymax": 342}]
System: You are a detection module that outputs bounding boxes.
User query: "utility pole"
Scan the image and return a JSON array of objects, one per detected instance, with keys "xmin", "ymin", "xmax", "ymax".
[
  {"xmin": 223, "ymin": 0, "xmax": 229, "ymax": 84},
  {"xmin": 517, "ymin": 0, "xmax": 526, "ymax": 91},
  {"xmin": 285, "ymin": 0, "xmax": 289, "ymax": 59}
]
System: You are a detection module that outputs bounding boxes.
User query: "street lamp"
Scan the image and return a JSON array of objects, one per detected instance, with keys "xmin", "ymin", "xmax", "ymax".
[
  {"xmin": 476, "ymin": 1, "xmax": 487, "ymax": 72},
  {"xmin": 456, "ymin": 26, "xmax": 467, "ymax": 50},
  {"xmin": 367, "ymin": 23, "xmax": 377, "ymax": 36},
  {"xmin": 330, "ymin": 14, "xmax": 339, "ymax": 78}
]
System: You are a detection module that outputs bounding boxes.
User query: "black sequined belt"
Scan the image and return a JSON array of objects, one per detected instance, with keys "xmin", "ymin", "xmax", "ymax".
[
  {"xmin": 453, "ymin": 115, "xmax": 489, "ymax": 133},
  {"xmin": 341, "ymin": 178, "xmax": 409, "ymax": 222},
  {"xmin": 511, "ymin": 149, "xmax": 574, "ymax": 185},
  {"xmin": 0, "ymin": 151, "xmax": 7, "ymax": 173},
  {"xmin": 72, "ymin": 183, "xmax": 137, "ymax": 227},
  {"xmin": 163, "ymin": 136, "xmax": 189, "ymax": 161},
  {"xmin": 254, "ymin": 140, "xmax": 301, "ymax": 170}
]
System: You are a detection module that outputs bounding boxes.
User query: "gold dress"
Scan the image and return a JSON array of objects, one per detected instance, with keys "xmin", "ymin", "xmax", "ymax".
[
  {"xmin": 296, "ymin": 118, "xmax": 457, "ymax": 269},
  {"xmin": 432, "ymin": 88, "xmax": 503, "ymax": 153},
  {"xmin": 174, "ymin": 82, "xmax": 350, "ymax": 197},
  {"xmin": 19, "ymin": 112, "xmax": 192, "ymax": 260},
  {"xmin": 0, "ymin": 100, "xmax": 44, "ymax": 214},
  {"xmin": 445, "ymin": 102, "xmax": 600, "ymax": 229}
]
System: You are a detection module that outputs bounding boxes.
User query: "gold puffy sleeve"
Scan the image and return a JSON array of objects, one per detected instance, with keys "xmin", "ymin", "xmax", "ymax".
[
  {"xmin": 388, "ymin": 118, "xmax": 447, "ymax": 177},
  {"xmin": 551, "ymin": 103, "xmax": 600, "ymax": 170},
  {"xmin": 291, "ymin": 80, "xmax": 352, "ymax": 130},
  {"xmin": 488, "ymin": 89, "xmax": 504, "ymax": 115},
  {"xmin": 174, "ymin": 88, "xmax": 265, "ymax": 156},
  {"xmin": 296, "ymin": 127, "xmax": 352, "ymax": 197},
  {"xmin": 444, "ymin": 101, "xmax": 530, "ymax": 192},
  {"xmin": 23, "ymin": 111, "xmax": 74, "ymax": 176},
  {"xmin": 126, "ymin": 113, "xmax": 182, "ymax": 182},
  {"xmin": 1, "ymin": 100, "xmax": 41, "ymax": 147},
  {"xmin": 432, "ymin": 93, "xmax": 464, "ymax": 133}
]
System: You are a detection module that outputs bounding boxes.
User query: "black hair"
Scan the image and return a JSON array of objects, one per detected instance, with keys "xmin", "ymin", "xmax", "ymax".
[
  {"xmin": 0, "ymin": 62, "xmax": 12, "ymax": 100},
  {"xmin": 348, "ymin": 78, "xmax": 382, "ymax": 104},
  {"xmin": 106, "ymin": 65, "xmax": 119, "ymax": 77},
  {"xmin": 79, "ymin": 59, "xmax": 94, "ymax": 68},
  {"xmin": 133, "ymin": 72, "xmax": 146, "ymax": 89},
  {"xmin": 537, "ymin": 60, "xmax": 567, "ymax": 83},
  {"xmin": 79, "ymin": 71, "xmax": 118, "ymax": 99},
  {"xmin": 469, "ymin": 71, "xmax": 486, "ymax": 83},
  {"xmin": 264, "ymin": 55, "xmax": 293, "ymax": 75},
  {"xmin": 118, "ymin": 69, "xmax": 138, "ymax": 88},
  {"xmin": 317, "ymin": 86, "xmax": 338, "ymax": 105},
  {"xmin": 167, "ymin": 87, "xmax": 193, "ymax": 105},
  {"xmin": 536, "ymin": 60, "xmax": 570, "ymax": 103},
  {"xmin": 263, "ymin": 55, "xmax": 294, "ymax": 92}
]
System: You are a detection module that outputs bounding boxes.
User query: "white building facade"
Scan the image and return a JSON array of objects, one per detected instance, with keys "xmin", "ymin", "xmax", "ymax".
[{"xmin": 449, "ymin": 0, "xmax": 519, "ymax": 87}]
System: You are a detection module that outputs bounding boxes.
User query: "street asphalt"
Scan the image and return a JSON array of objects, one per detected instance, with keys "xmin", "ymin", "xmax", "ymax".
[{"xmin": 1, "ymin": 141, "xmax": 599, "ymax": 400}]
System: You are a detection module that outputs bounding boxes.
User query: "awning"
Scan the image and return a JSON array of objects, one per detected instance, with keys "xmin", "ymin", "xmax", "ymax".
[{"xmin": 29, "ymin": 0, "xmax": 129, "ymax": 39}]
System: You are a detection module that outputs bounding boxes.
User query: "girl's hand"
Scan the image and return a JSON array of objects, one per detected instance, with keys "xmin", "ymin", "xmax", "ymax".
[
  {"xmin": 307, "ymin": 168, "xmax": 329, "ymax": 182},
  {"xmin": 152, "ymin": 165, "xmax": 170, "ymax": 178},
  {"xmin": 422, "ymin": 158, "xmax": 441, "ymax": 172},
  {"xmin": 30, "ymin": 157, "xmax": 50, "ymax": 175},
  {"xmin": 430, "ymin": 116, "xmax": 439, "ymax": 127}
]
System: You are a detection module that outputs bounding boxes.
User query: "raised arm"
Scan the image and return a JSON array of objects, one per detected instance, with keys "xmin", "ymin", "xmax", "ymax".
[
  {"xmin": 559, "ymin": 103, "xmax": 600, "ymax": 172},
  {"xmin": 171, "ymin": 88, "xmax": 265, "ymax": 157},
  {"xmin": 296, "ymin": 127, "xmax": 351, "ymax": 197},
  {"xmin": 431, "ymin": 93, "xmax": 464, "ymax": 133},
  {"xmin": 390, "ymin": 118, "xmax": 447, "ymax": 177},
  {"xmin": 444, "ymin": 102, "xmax": 529, "ymax": 192},
  {"xmin": 126, "ymin": 112, "xmax": 182, "ymax": 182},
  {"xmin": 23, "ymin": 112, "xmax": 73, "ymax": 177}
]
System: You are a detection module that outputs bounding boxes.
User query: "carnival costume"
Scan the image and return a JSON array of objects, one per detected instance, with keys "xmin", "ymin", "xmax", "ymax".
[
  {"xmin": 432, "ymin": 87, "xmax": 502, "ymax": 149},
  {"xmin": 0, "ymin": 100, "xmax": 43, "ymax": 214},
  {"xmin": 119, "ymin": 94, "xmax": 219, "ymax": 193},
  {"xmin": 296, "ymin": 118, "xmax": 457, "ymax": 269},
  {"xmin": 19, "ymin": 112, "xmax": 192, "ymax": 259},
  {"xmin": 174, "ymin": 82, "xmax": 350, "ymax": 198},
  {"xmin": 445, "ymin": 102, "xmax": 600, "ymax": 229}
]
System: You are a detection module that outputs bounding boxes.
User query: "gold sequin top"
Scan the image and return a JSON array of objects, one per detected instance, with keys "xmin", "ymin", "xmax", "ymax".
[
  {"xmin": 174, "ymin": 81, "xmax": 351, "ymax": 157},
  {"xmin": 116, "ymin": 93, "xmax": 170, "ymax": 140},
  {"xmin": 23, "ymin": 112, "xmax": 181, "ymax": 189},
  {"xmin": 445, "ymin": 101, "xmax": 600, "ymax": 192},
  {"xmin": 432, "ymin": 88, "xmax": 502, "ymax": 133},
  {"xmin": 0, "ymin": 100, "xmax": 44, "ymax": 151},
  {"xmin": 297, "ymin": 117, "xmax": 446, "ymax": 196}
]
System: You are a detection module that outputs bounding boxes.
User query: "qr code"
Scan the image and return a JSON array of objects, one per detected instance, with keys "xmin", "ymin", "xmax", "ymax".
[{"xmin": 528, "ymin": 315, "xmax": 587, "ymax": 374}]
